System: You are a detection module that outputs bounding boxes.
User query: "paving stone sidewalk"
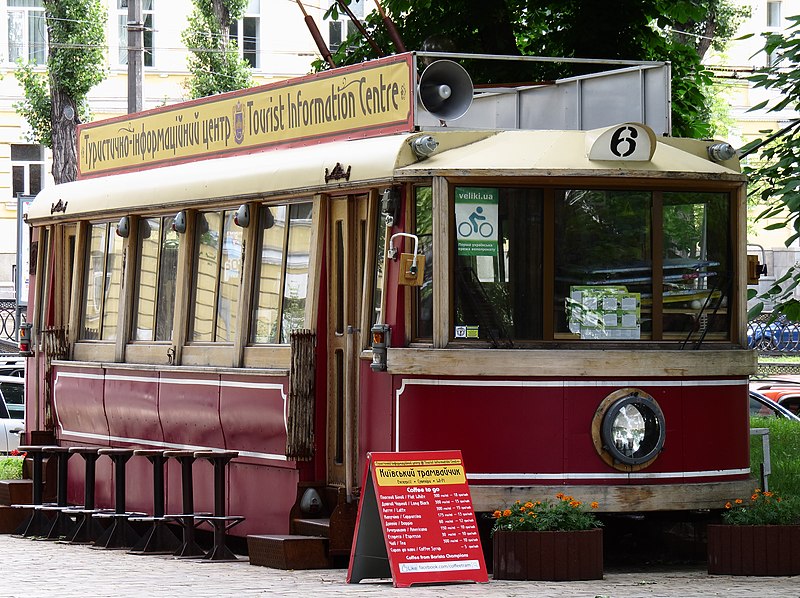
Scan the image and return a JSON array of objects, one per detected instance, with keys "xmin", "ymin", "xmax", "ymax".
[{"xmin": 1, "ymin": 535, "xmax": 798, "ymax": 598}]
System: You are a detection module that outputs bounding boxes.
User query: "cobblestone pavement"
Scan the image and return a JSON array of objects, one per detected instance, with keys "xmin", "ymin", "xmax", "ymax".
[{"xmin": 1, "ymin": 535, "xmax": 798, "ymax": 598}]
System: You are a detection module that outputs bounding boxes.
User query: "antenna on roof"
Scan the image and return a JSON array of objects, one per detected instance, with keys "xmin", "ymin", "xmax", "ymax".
[
  {"xmin": 295, "ymin": 0, "xmax": 336, "ymax": 68},
  {"xmin": 374, "ymin": 0, "xmax": 406, "ymax": 53}
]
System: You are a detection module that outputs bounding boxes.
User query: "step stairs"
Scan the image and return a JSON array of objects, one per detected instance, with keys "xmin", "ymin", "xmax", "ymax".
[{"xmin": 247, "ymin": 534, "xmax": 330, "ymax": 569}]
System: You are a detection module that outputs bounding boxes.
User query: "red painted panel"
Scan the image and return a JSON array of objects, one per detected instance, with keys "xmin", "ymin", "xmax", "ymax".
[
  {"xmin": 158, "ymin": 372, "xmax": 225, "ymax": 450},
  {"xmin": 52, "ymin": 366, "xmax": 109, "ymax": 443},
  {"xmin": 219, "ymin": 374, "xmax": 289, "ymax": 463},
  {"xmin": 358, "ymin": 360, "xmax": 394, "ymax": 477},
  {"xmin": 228, "ymin": 462, "xmax": 297, "ymax": 535},
  {"xmin": 396, "ymin": 378, "xmax": 565, "ymax": 476},
  {"xmin": 104, "ymin": 369, "xmax": 161, "ymax": 444}
]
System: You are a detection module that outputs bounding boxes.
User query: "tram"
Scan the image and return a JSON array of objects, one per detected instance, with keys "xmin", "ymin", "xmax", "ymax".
[{"xmin": 22, "ymin": 53, "xmax": 757, "ymax": 552}]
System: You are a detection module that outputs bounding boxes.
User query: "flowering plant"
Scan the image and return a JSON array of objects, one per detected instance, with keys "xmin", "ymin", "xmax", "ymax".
[
  {"xmin": 491, "ymin": 493, "xmax": 603, "ymax": 534},
  {"xmin": 722, "ymin": 489, "xmax": 800, "ymax": 526}
]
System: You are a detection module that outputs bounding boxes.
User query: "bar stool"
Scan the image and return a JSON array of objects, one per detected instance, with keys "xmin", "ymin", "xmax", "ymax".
[
  {"xmin": 13, "ymin": 445, "xmax": 52, "ymax": 537},
  {"xmin": 129, "ymin": 449, "xmax": 180, "ymax": 555},
  {"xmin": 163, "ymin": 449, "xmax": 207, "ymax": 558},
  {"xmin": 39, "ymin": 446, "xmax": 76, "ymax": 540},
  {"xmin": 92, "ymin": 448, "xmax": 141, "ymax": 549},
  {"xmin": 194, "ymin": 450, "xmax": 244, "ymax": 561},
  {"xmin": 67, "ymin": 446, "xmax": 107, "ymax": 544}
]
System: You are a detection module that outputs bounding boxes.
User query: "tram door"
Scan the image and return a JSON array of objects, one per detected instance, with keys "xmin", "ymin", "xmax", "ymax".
[{"xmin": 326, "ymin": 195, "xmax": 368, "ymax": 492}]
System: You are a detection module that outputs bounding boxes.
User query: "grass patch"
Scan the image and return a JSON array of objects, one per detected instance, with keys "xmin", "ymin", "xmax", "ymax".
[
  {"xmin": 751, "ymin": 416, "xmax": 800, "ymax": 497},
  {"xmin": 0, "ymin": 456, "xmax": 23, "ymax": 480}
]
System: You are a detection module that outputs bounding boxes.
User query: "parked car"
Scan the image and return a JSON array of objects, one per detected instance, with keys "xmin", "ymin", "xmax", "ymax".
[
  {"xmin": 0, "ymin": 356, "xmax": 24, "ymax": 378},
  {"xmin": 749, "ymin": 389, "xmax": 800, "ymax": 422},
  {"xmin": 750, "ymin": 377, "xmax": 800, "ymax": 415},
  {"xmin": 0, "ymin": 375, "xmax": 23, "ymax": 454},
  {"xmin": 747, "ymin": 318, "xmax": 800, "ymax": 351}
]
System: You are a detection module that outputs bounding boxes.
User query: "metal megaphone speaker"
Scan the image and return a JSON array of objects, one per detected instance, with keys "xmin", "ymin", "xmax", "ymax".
[{"xmin": 418, "ymin": 59, "xmax": 474, "ymax": 121}]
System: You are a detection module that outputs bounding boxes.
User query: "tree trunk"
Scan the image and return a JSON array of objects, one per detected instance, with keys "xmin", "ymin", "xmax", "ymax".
[
  {"xmin": 212, "ymin": 0, "xmax": 233, "ymax": 53},
  {"xmin": 50, "ymin": 85, "xmax": 78, "ymax": 184}
]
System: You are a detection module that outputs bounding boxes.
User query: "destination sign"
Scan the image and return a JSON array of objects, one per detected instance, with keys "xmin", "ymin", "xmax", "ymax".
[{"xmin": 77, "ymin": 53, "xmax": 414, "ymax": 178}]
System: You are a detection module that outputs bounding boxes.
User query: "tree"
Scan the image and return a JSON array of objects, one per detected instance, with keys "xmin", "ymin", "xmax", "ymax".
[
  {"xmin": 14, "ymin": 0, "xmax": 106, "ymax": 184},
  {"xmin": 316, "ymin": 0, "xmax": 746, "ymax": 138},
  {"xmin": 739, "ymin": 15, "xmax": 800, "ymax": 320},
  {"xmin": 182, "ymin": 0, "xmax": 253, "ymax": 99}
]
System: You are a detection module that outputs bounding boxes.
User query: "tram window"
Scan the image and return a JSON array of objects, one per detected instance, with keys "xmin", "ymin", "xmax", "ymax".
[
  {"xmin": 554, "ymin": 190, "xmax": 651, "ymax": 340},
  {"xmin": 251, "ymin": 202, "xmax": 312, "ymax": 344},
  {"xmin": 190, "ymin": 210, "xmax": 243, "ymax": 342},
  {"xmin": 453, "ymin": 187, "xmax": 543, "ymax": 342},
  {"xmin": 662, "ymin": 192, "xmax": 730, "ymax": 337},
  {"xmin": 415, "ymin": 187, "xmax": 433, "ymax": 339},
  {"xmin": 371, "ymin": 200, "xmax": 387, "ymax": 329},
  {"xmin": 132, "ymin": 216, "xmax": 179, "ymax": 341},
  {"xmin": 80, "ymin": 222, "xmax": 124, "ymax": 340}
]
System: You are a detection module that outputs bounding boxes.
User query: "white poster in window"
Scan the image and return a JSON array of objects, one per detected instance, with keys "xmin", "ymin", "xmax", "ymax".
[{"xmin": 455, "ymin": 187, "xmax": 498, "ymax": 256}]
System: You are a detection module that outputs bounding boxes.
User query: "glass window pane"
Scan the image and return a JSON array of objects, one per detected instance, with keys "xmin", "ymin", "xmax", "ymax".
[
  {"xmin": 1, "ymin": 383, "xmax": 24, "ymax": 419},
  {"xmin": 118, "ymin": 14, "xmax": 127, "ymax": 64},
  {"xmin": 8, "ymin": 12, "xmax": 22, "ymax": 63},
  {"xmin": 29, "ymin": 164, "xmax": 42, "ymax": 195},
  {"xmin": 12, "ymin": 166, "xmax": 24, "ymax": 197},
  {"xmin": 101, "ymin": 229, "xmax": 124, "ymax": 340},
  {"xmin": 454, "ymin": 187, "xmax": 543, "ymax": 343},
  {"xmin": 192, "ymin": 212, "xmax": 222, "ymax": 341},
  {"xmin": 133, "ymin": 218, "xmax": 160, "ymax": 340},
  {"xmin": 144, "ymin": 13, "xmax": 153, "ymax": 67},
  {"xmin": 11, "ymin": 144, "xmax": 40, "ymax": 161},
  {"xmin": 243, "ymin": 17, "xmax": 258, "ymax": 67},
  {"xmin": 662, "ymin": 192, "xmax": 730, "ymax": 338},
  {"xmin": 555, "ymin": 190, "xmax": 651, "ymax": 340},
  {"xmin": 155, "ymin": 216, "xmax": 179, "ymax": 341},
  {"xmin": 414, "ymin": 187, "xmax": 433, "ymax": 338},
  {"xmin": 371, "ymin": 205, "xmax": 387, "ymax": 328},
  {"xmin": 768, "ymin": 1, "xmax": 781, "ymax": 26},
  {"xmin": 281, "ymin": 203, "xmax": 312, "ymax": 343},
  {"xmin": 215, "ymin": 211, "xmax": 242, "ymax": 342},
  {"xmin": 81, "ymin": 224, "xmax": 108, "ymax": 340},
  {"xmin": 252, "ymin": 205, "xmax": 286, "ymax": 344},
  {"xmin": 28, "ymin": 8, "xmax": 45, "ymax": 64}
]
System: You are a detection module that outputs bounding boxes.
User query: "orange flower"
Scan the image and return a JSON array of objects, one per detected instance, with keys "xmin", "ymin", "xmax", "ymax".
[
  {"xmin": 515, "ymin": 500, "xmax": 521, "ymax": 505},
  {"xmin": 524, "ymin": 502, "xmax": 534, "ymax": 509},
  {"xmin": 751, "ymin": 494, "xmax": 759, "ymax": 501},
  {"xmin": 519, "ymin": 517, "xmax": 525, "ymax": 523},
  {"xmin": 569, "ymin": 500, "xmax": 582, "ymax": 508},
  {"xmin": 492, "ymin": 510, "xmax": 502, "ymax": 518},
  {"xmin": 725, "ymin": 502, "xmax": 732, "ymax": 509},
  {"xmin": 734, "ymin": 499, "xmax": 743, "ymax": 504},
  {"xmin": 555, "ymin": 493, "xmax": 565, "ymax": 500},
  {"xmin": 503, "ymin": 509, "xmax": 511, "ymax": 517},
  {"xmin": 764, "ymin": 491, "xmax": 774, "ymax": 497},
  {"xmin": 590, "ymin": 501, "xmax": 599, "ymax": 509},
  {"xmin": 520, "ymin": 506, "xmax": 526, "ymax": 512}
]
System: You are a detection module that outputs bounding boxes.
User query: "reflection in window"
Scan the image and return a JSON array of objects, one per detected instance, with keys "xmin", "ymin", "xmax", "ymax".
[
  {"xmin": 251, "ymin": 202, "xmax": 312, "ymax": 344},
  {"xmin": 453, "ymin": 187, "xmax": 543, "ymax": 344},
  {"xmin": 415, "ymin": 187, "xmax": 433, "ymax": 339},
  {"xmin": 371, "ymin": 203, "xmax": 387, "ymax": 328},
  {"xmin": 229, "ymin": 0, "xmax": 259, "ymax": 68},
  {"xmin": 190, "ymin": 210, "xmax": 242, "ymax": 342},
  {"xmin": 662, "ymin": 192, "xmax": 730, "ymax": 337},
  {"xmin": 8, "ymin": 0, "xmax": 46, "ymax": 65},
  {"xmin": 132, "ymin": 216, "xmax": 179, "ymax": 341},
  {"xmin": 1, "ymin": 382, "xmax": 24, "ymax": 419},
  {"xmin": 118, "ymin": 0, "xmax": 154, "ymax": 67},
  {"xmin": 555, "ymin": 190, "xmax": 651, "ymax": 339},
  {"xmin": 81, "ymin": 222, "xmax": 124, "ymax": 340}
]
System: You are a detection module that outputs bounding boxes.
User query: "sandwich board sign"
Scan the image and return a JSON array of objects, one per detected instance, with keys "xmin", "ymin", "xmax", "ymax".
[{"xmin": 346, "ymin": 450, "xmax": 487, "ymax": 588}]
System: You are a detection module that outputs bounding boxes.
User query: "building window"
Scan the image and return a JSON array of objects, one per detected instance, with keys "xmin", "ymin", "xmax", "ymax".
[
  {"xmin": 81, "ymin": 222, "xmax": 124, "ymax": 340},
  {"xmin": 7, "ymin": 0, "xmax": 46, "ymax": 65},
  {"xmin": 118, "ymin": 0, "xmax": 154, "ymax": 67},
  {"xmin": 190, "ymin": 210, "xmax": 243, "ymax": 342},
  {"xmin": 767, "ymin": 1, "xmax": 781, "ymax": 27},
  {"xmin": 328, "ymin": 0, "xmax": 364, "ymax": 52},
  {"xmin": 251, "ymin": 202, "xmax": 313, "ymax": 344},
  {"xmin": 132, "ymin": 215, "xmax": 179, "ymax": 341},
  {"xmin": 11, "ymin": 144, "xmax": 43, "ymax": 197},
  {"xmin": 229, "ymin": 0, "xmax": 259, "ymax": 68}
]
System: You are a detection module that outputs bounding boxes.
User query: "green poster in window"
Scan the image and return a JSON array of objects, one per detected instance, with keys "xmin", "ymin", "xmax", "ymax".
[{"xmin": 455, "ymin": 187, "xmax": 498, "ymax": 256}]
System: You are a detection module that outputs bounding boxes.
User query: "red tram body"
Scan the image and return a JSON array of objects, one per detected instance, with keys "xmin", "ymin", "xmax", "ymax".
[{"xmin": 23, "ymin": 53, "xmax": 756, "ymax": 549}]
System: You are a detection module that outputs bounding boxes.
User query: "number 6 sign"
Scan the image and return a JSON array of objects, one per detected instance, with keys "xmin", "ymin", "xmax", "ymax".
[{"xmin": 586, "ymin": 122, "xmax": 656, "ymax": 161}]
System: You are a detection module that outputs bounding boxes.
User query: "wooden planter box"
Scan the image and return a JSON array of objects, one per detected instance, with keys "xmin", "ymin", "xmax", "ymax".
[
  {"xmin": 707, "ymin": 524, "xmax": 800, "ymax": 576},
  {"xmin": 493, "ymin": 528, "xmax": 603, "ymax": 581}
]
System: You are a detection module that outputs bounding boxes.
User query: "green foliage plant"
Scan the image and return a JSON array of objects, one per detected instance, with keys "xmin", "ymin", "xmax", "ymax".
[
  {"xmin": 750, "ymin": 415, "xmax": 800, "ymax": 498},
  {"xmin": 491, "ymin": 494, "xmax": 603, "ymax": 534},
  {"xmin": 722, "ymin": 489, "xmax": 800, "ymax": 526},
  {"xmin": 0, "ymin": 456, "xmax": 23, "ymax": 480},
  {"xmin": 182, "ymin": 0, "xmax": 253, "ymax": 99}
]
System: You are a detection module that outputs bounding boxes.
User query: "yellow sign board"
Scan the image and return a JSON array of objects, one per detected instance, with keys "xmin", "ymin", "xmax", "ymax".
[
  {"xmin": 374, "ymin": 459, "xmax": 467, "ymax": 487},
  {"xmin": 78, "ymin": 54, "xmax": 414, "ymax": 178}
]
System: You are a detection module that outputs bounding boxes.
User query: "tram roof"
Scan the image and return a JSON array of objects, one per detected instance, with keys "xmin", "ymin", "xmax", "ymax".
[{"xmin": 28, "ymin": 128, "xmax": 743, "ymax": 224}]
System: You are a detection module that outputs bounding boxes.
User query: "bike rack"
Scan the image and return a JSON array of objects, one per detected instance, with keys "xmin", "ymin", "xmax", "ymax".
[{"xmin": 387, "ymin": 232, "xmax": 420, "ymax": 275}]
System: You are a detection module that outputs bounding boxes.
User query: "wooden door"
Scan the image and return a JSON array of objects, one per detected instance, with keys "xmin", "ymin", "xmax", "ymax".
[{"xmin": 326, "ymin": 195, "xmax": 368, "ymax": 496}]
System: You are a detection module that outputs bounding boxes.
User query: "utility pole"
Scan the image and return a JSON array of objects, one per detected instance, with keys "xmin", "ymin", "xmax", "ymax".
[{"xmin": 127, "ymin": 0, "xmax": 143, "ymax": 113}]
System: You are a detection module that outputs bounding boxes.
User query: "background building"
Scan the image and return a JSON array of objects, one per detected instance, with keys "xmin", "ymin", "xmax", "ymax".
[{"xmin": 0, "ymin": 0, "xmax": 374, "ymax": 300}]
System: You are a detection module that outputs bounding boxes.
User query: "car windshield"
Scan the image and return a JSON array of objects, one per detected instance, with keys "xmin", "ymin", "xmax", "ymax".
[
  {"xmin": 750, "ymin": 396, "xmax": 779, "ymax": 418},
  {"xmin": 0, "ymin": 382, "xmax": 23, "ymax": 419}
]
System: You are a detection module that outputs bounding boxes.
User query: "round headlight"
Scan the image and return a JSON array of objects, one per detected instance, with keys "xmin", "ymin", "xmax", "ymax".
[{"xmin": 592, "ymin": 388, "xmax": 666, "ymax": 471}]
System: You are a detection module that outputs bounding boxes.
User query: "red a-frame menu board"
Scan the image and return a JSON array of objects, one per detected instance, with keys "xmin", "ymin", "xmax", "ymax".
[{"xmin": 346, "ymin": 450, "xmax": 488, "ymax": 588}]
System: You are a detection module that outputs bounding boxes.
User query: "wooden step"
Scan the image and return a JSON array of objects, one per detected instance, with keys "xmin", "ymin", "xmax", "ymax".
[
  {"xmin": 291, "ymin": 517, "xmax": 330, "ymax": 538},
  {"xmin": 247, "ymin": 534, "xmax": 331, "ymax": 569},
  {"xmin": 0, "ymin": 480, "xmax": 32, "ymax": 506},
  {"xmin": 0, "ymin": 505, "xmax": 30, "ymax": 534}
]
